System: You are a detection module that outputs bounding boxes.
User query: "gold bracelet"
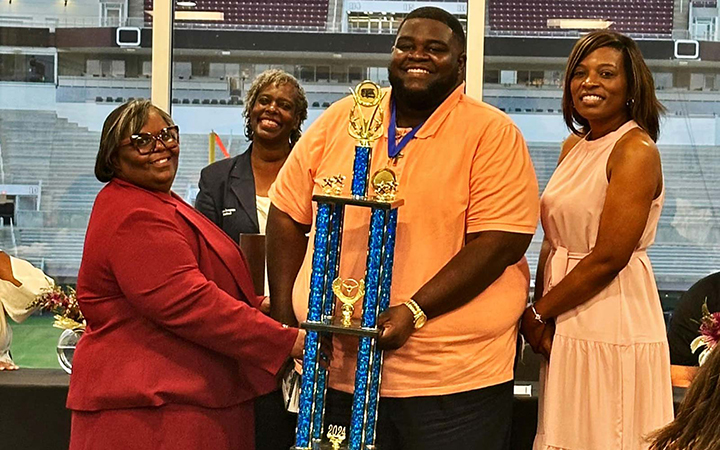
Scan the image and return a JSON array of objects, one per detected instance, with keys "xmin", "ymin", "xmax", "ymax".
[{"xmin": 402, "ymin": 299, "xmax": 427, "ymax": 329}]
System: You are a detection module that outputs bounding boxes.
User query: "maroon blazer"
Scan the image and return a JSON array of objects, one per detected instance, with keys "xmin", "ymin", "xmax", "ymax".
[{"xmin": 67, "ymin": 178, "xmax": 297, "ymax": 411}]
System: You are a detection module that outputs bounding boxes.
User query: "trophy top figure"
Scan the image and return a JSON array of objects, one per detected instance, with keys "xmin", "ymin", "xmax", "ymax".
[{"xmin": 348, "ymin": 80, "xmax": 385, "ymax": 148}]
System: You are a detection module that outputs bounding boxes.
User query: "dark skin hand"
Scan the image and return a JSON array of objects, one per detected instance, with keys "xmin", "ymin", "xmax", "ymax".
[
  {"xmin": 521, "ymin": 237, "xmax": 553, "ymax": 359},
  {"xmin": 377, "ymin": 230, "xmax": 533, "ymax": 350},
  {"xmin": 522, "ymin": 313, "xmax": 555, "ymax": 360},
  {"xmin": 267, "ymin": 207, "xmax": 532, "ymax": 353},
  {"xmin": 522, "ymin": 127, "xmax": 662, "ymax": 358},
  {"xmin": 267, "ymin": 205, "xmax": 309, "ymax": 327}
]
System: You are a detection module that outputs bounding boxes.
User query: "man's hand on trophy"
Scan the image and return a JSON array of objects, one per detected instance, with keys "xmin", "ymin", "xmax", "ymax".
[{"xmin": 376, "ymin": 305, "xmax": 415, "ymax": 350}]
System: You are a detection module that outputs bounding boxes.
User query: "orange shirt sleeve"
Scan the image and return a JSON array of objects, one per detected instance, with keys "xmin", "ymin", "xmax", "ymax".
[
  {"xmin": 268, "ymin": 110, "xmax": 329, "ymax": 225},
  {"xmin": 467, "ymin": 122, "xmax": 539, "ymax": 234}
]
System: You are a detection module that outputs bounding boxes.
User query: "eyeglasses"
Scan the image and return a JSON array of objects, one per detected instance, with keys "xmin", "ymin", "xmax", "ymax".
[{"xmin": 121, "ymin": 125, "xmax": 180, "ymax": 155}]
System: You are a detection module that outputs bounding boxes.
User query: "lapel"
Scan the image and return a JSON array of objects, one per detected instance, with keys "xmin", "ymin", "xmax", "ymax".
[
  {"xmin": 229, "ymin": 149, "xmax": 259, "ymax": 231},
  {"xmin": 171, "ymin": 192, "xmax": 260, "ymax": 307}
]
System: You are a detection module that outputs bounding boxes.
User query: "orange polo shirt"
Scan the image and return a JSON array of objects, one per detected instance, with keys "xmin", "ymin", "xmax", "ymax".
[{"xmin": 269, "ymin": 84, "xmax": 539, "ymax": 397}]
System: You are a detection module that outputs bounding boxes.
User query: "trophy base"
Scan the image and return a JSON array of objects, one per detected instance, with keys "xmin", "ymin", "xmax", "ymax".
[
  {"xmin": 291, "ymin": 443, "xmax": 377, "ymax": 450},
  {"xmin": 313, "ymin": 194, "xmax": 404, "ymax": 209},
  {"xmin": 302, "ymin": 317, "xmax": 382, "ymax": 338}
]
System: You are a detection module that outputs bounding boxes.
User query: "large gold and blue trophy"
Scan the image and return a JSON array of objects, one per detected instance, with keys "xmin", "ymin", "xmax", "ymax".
[{"xmin": 293, "ymin": 81, "xmax": 402, "ymax": 450}]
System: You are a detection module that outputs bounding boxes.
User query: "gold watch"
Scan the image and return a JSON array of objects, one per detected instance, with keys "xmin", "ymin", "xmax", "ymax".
[{"xmin": 403, "ymin": 299, "xmax": 427, "ymax": 329}]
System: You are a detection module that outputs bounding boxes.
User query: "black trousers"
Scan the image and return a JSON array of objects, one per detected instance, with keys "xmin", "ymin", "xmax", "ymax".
[
  {"xmin": 254, "ymin": 390, "xmax": 296, "ymax": 450},
  {"xmin": 323, "ymin": 381, "xmax": 513, "ymax": 450}
]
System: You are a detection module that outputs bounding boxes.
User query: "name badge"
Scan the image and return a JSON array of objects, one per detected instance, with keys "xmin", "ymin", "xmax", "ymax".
[{"xmin": 222, "ymin": 208, "xmax": 236, "ymax": 217}]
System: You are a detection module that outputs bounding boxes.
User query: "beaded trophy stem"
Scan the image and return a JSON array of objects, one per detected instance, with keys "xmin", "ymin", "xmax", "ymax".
[
  {"xmin": 351, "ymin": 146, "xmax": 371, "ymax": 197},
  {"xmin": 364, "ymin": 208, "xmax": 398, "ymax": 446},
  {"xmin": 295, "ymin": 81, "xmax": 398, "ymax": 450},
  {"xmin": 311, "ymin": 204, "xmax": 346, "ymax": 441},
  {"xmin": 348, "ymin": 208, "xmax": 385, "ymax": 449},
  {"xmin": 295, "ymin": 203, "xmax": 332, "ymax": 448}
]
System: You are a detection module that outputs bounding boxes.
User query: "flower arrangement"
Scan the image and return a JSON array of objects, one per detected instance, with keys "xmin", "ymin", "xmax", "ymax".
[
  {"xmin": 690, "ymin": 298, "xmax": 720, "ymax": 366},
  {"xmin": 27, "ymin": 285, "xmax": 85, "ymax": 331}
]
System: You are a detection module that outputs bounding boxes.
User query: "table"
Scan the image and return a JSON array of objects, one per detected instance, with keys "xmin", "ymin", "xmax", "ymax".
[{"xmin": 0, "ymin": 370, "xmax": 686, "ymax": 450}]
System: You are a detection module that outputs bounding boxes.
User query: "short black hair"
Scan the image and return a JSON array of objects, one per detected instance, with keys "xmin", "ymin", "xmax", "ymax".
[{"xmin": 397, "ymin": 6, "xmax": 466, "ymax": 49}]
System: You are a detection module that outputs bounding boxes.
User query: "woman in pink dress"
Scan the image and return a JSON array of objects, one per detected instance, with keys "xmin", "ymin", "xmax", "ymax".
[{"xmin": 521, "ymin": 30, "xmax": 674, "ymax": 449}]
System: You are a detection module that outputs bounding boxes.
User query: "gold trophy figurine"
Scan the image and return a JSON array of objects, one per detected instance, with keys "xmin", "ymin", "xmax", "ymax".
[
  {"xmin": 321, "ymin": 174, "xmax": 346, "ymax": 196},
  {"xmin": 348, "ymin": 80, "xmax": 385, "ymax": 148},
  {"xmin": 332, "ymin": 277, "xmax": 365, "ymax": 327},
  {"xmin": 371, "ymin": 167, "xmax": 399, "ymax": 202},
  {"xmin": 327, "ymin": 424, "xmax": 347, "ymax": 450}
]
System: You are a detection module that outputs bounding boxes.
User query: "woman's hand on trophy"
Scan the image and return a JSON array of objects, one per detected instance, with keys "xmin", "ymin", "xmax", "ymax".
[
  {"xmin": 289, "ymin": 329, "xmax": 334, "ymax": 368},
  {"xmin": 377, "ymin": 305, "xmax": 415, "ymax": 350}
]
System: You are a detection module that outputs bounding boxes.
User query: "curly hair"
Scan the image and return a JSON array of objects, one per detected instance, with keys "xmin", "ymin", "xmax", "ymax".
[
  {"xmin": 95, "ymin": 100, "xmax": 174, "ymax": 183},
  {"xmin": 562, "ymin": 30, "xmax": 665, "ymax": 142},
  {"xmin": 244, "ymin": 69, "xmax": 308, "ymax": 148},
  {"xmin": 648, "ymin": 346, "xmax": 720, "ymax": 450}
]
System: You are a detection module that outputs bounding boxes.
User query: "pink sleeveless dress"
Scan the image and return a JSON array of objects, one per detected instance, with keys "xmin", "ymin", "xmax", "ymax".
[{"xmin": 534, "ymin": 121, "xmax": 673, "ymax": 450}]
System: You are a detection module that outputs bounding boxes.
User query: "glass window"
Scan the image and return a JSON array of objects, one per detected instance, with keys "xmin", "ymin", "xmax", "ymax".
[
  {"xmin": 316, "ymin": 65, "xmax": 330, "ymax": 83},
  {"xmin": 295, "ymin": 65, "xmax": 315, "ymax": 83},
  {"xmin": 0, "ymin": 6, "xmax": 153, "ymax": 321},
  {"xmin": 484, "ymin": 2, "xmax": 720, "ymax": 295}
]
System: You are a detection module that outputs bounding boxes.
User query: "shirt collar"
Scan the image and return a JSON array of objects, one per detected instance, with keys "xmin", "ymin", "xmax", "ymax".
[{"xmin": 380, "ymin": 82, "xmax": 465, "ymax": 140}]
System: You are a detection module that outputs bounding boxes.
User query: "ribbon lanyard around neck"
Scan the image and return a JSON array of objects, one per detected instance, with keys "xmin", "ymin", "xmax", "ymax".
[{"xmin": 388, "ymin": 99, "xmax": 425, "ymax": 159}]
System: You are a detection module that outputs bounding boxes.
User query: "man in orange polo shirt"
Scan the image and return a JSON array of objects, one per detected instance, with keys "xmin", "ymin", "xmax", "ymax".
[{"xmin": 267, "ymin": 7, "xmax": 539, "ymax": 449}]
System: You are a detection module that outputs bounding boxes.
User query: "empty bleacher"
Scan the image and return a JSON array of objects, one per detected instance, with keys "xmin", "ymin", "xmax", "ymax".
[
  {"xmin": 1, "ymin": 108, "xmax": 719, "ymax": 288},
  {"xmin": 489, "ymin": 0, "xmax": 674, "ymax": 36},
  {"xmin": 0, "ymin": 109, "xmax": 239, "ymax": 276},
  {"xmin": 527, "ymin": 141, "xmax": 720, "ymax": 288}
]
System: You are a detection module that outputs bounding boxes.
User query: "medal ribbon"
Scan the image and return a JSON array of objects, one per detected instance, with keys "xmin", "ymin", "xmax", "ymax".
[{"xmin": 388, "ymin": 98, "xmax": 424, "ymax": 159}]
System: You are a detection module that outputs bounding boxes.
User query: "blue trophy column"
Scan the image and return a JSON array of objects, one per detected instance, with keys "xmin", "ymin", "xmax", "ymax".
[
  {"xmin": 364, "ymin": 209, "xmax": 398, "ymax": 446},
  {"xmin": 295, "ymin": 203, "xmax": 332, "ymax": 449},
  {"xmin": 351, "ymin": 146, "xmax": 371, "ymax": 197},
  {"xmin": 311, "ymin": 204, "xmax": 346, "ymax": 441},
  {"xmin": 348, "ymin": 208, "xmax": 385, "ymax": 450}
]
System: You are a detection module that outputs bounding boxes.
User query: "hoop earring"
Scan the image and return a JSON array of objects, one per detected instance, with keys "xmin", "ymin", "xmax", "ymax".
[{"xmin": 626, "ymin": 98, "xmax": 635, "ymax": 108}]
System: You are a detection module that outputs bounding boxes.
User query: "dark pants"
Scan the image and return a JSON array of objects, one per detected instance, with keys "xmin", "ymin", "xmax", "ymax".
[
  {"xmin": 323, "ymin": 381, "xmax": 513, "ymax": 450},
  {"xmin": 254, "ymin": 390, "xmax": 296, "ymax": 450}
]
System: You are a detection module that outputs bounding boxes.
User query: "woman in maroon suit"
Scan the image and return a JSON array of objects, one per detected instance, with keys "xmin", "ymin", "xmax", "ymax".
[{"xmin": 67, "ymin": 100, "xmax": 306, "ymax": 450}]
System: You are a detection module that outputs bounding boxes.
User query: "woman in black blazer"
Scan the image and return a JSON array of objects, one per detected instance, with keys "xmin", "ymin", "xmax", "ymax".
[
  {"xmin": 196, "ymin": 69, "xmax": 308, "ymax": 243},
  {"xmin": 195, "ymin": 69, "xmax": 308, "ymax": 450}
]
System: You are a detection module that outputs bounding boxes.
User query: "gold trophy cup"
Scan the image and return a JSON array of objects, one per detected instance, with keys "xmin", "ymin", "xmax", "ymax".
[
  {"xmin": 348, "ymin": 80, "xmax": 385, "ymax": 148},
  {"xmin": 332, "ymin": 277, "xmax": 365, "ymax": 327}
]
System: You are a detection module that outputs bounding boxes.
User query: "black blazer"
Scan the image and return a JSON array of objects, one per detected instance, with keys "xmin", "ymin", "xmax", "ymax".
[{"xmin": 195, "ymin": 147, "xmax": 259, "ymax": 243}]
